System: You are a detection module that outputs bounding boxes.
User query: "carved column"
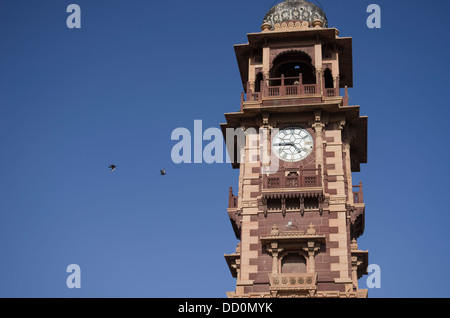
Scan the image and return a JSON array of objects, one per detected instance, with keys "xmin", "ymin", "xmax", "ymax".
[
  {"xmin": 303, "ymin": 240, "xmax": 321, "ymax": 273},
  {"xmin": 260, "ymin": 113, "xmax": 272, "ymax": 175},
  {"xmin": 267, "ymin": 244, "xmax": 284, "ymax": 274},
  {"xmin": 310, "ymin": 110, "xmax": 328, "ymax": 189},
  {"xmin": 342, "ymin": 126, "xmax": 356, "ymax": 204},
  {"xmin": 316, "ymin": 69, "xmax": 323, "ymax": 96},
  {"xmin": 266, "ymin": 225, "xmax": 284, "ymax": 274},
  {"xmin": 312, "ymin": 122, "xmax": 325, "ymax": 169}
]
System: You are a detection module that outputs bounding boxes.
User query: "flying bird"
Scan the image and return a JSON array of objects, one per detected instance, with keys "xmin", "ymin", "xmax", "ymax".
[
  {"xmin": 109, "ymin": 165, "xmax": 116, "ymax": 172},
  {"xmin": 160, "ymin": 169, "xmax": 166, "ymax": 175}
]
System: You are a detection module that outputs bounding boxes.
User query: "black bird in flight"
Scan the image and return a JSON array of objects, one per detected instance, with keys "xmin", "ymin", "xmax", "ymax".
[
  {"xmin": 160, "ymin": 169, "xmax": 166, "ymax": 175},
  {"xmin": 109, "ymin": 165, "xmax": 116, "ymax": 172}
]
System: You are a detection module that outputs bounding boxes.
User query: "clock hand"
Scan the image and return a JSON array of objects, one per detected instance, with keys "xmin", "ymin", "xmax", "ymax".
[
  {"xmin": 294, "ymin": 145, "xmax": 313, "ymax": 153},
  {"xmin": 292, "ymin": 144, "xmax": 302, "ymax": 152},
  {"xmin": 276, "ymin": 142, "xmax": 294, "ymax": 146}
]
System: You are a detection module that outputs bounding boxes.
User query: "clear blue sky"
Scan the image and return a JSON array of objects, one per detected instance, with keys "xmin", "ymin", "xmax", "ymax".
[{"xmin": 0, "ymin": 0, "xmax": 449, "ymax": 298}]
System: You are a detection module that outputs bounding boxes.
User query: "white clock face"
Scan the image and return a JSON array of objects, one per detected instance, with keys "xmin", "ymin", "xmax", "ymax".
[{"xmin": 272, "ymin": 127, "xmax": 314, "ymax": 162}]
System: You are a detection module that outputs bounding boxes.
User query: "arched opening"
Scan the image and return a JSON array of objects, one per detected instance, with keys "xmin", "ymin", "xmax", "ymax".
[
  {"xmin": 281, "ymin": 254, "xmax": 307, "ymax": 273},
  {"xmin": 254, "ymin": 72, "xmax": 264, "ymax": 93},
  {"xmin": 270, "ymin": 51, "xmax": 316, "ymax": 86},
  {"xmin": 324, "ymin": 68, "xmax": 334, "ymax": 89}
]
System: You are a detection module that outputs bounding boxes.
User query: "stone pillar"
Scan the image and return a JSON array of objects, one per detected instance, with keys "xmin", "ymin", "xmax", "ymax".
[
  {"xmin": 314, "ymin": 40, "xmax": 323, "ymax": 75},
  {"xmin": 304, "ymin": 225, "xmax": 321, "ymax": 273},
  {"xmin": 343, "ymin": 127, "xmax": 356, "ymax": 204},
  {"xmin": 312, "ymin": 122, "xmax": 325, "ymax": 168},
  {"xmin": 262, "ymin": 46, "xmax": 270, "ymax": 79},
  {"xmin": 303, "ymin": 241, "xmax": 320, "ymax": 273},
  {"xmin": 267, "ymin": 245, "xmax": 284, "ymax": 274}
]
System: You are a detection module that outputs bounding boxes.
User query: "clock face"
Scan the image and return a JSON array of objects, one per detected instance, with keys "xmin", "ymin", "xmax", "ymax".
[{"xmin": 272, "ymin": 127, "xmax": 314, "ymax": 162}]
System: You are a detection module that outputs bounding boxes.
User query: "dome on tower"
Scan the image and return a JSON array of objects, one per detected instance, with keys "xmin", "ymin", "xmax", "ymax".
[{"xmin": 262, "ymin": 0, "xmax": 328, "ymax": 30}]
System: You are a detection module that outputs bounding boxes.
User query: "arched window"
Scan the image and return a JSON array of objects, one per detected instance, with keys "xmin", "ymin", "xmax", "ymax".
[
  {"xmin": 281, "ymin": 254, "xmax": 307, "ymax": 273},
  {"xmin": 255, "ymin": 72, "xmax": 264, "ymax": 92},
  {"xmin": 324, "ymin": 68, "xmax": 334, "ymax": 89}
]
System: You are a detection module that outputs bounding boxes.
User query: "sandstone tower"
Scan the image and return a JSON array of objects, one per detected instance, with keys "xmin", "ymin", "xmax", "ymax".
[{"xmin": 222, "ymin": 0, "xmax": 369, "ymax": 298}]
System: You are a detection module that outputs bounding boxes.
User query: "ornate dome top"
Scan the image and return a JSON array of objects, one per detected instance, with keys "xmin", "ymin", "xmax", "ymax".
[{"xmin": 262, "ymin": 0, "xmax": 328, "ymax": 29}]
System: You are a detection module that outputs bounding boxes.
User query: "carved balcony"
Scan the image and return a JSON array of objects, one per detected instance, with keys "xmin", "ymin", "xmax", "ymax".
[
  {"xmin": 348, "ymin": 182, "xmax": 365, "ymax": 239},
  {"xmin": 224, "ymin": 252, "xmax": 240, "ymax": 279},
  {"xmin": 228, "ymin": 187, "xmax": 241, "ymax": 239},
  {"xmin": 263, "ymin": 167, "xmax": 322, "ymax": 190},
  {"xmin": 241, "ymin": 74, "xmax": 349, "ymax": 110},
  {"xmin": 269, "ymin": 273, "xmax": 318, "ymax": 296},
  {"xmin": 260, "ymin": 167, "xmax": 326, "ymax": 216}
]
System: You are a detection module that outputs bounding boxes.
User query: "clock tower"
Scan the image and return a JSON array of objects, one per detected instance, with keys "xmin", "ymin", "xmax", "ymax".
[{"xmin": 222, "ymin": 0, "xmax": 369, "ymax": 298}]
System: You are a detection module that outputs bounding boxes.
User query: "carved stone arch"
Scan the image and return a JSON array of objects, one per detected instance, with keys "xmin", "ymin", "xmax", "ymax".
[
  {"xmin": 270, "ymin": 48, "xmax": 315, "ymax": 69},
  {"xmin": 269, "ymin": 49, "xmax": 316, "ymax": 85}
]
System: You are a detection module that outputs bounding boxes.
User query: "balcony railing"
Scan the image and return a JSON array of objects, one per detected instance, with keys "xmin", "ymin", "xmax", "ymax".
[
  {"xmin": 263, "ymin": 166, "xmax": 322, "ymax": 190},
  {"xmin": 241, "ymin": 74, "xmax": 349, "ymax": 109},
  {"xmin": 353, "ymin": 182, "xmax": 364, "ymax": 204}
]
